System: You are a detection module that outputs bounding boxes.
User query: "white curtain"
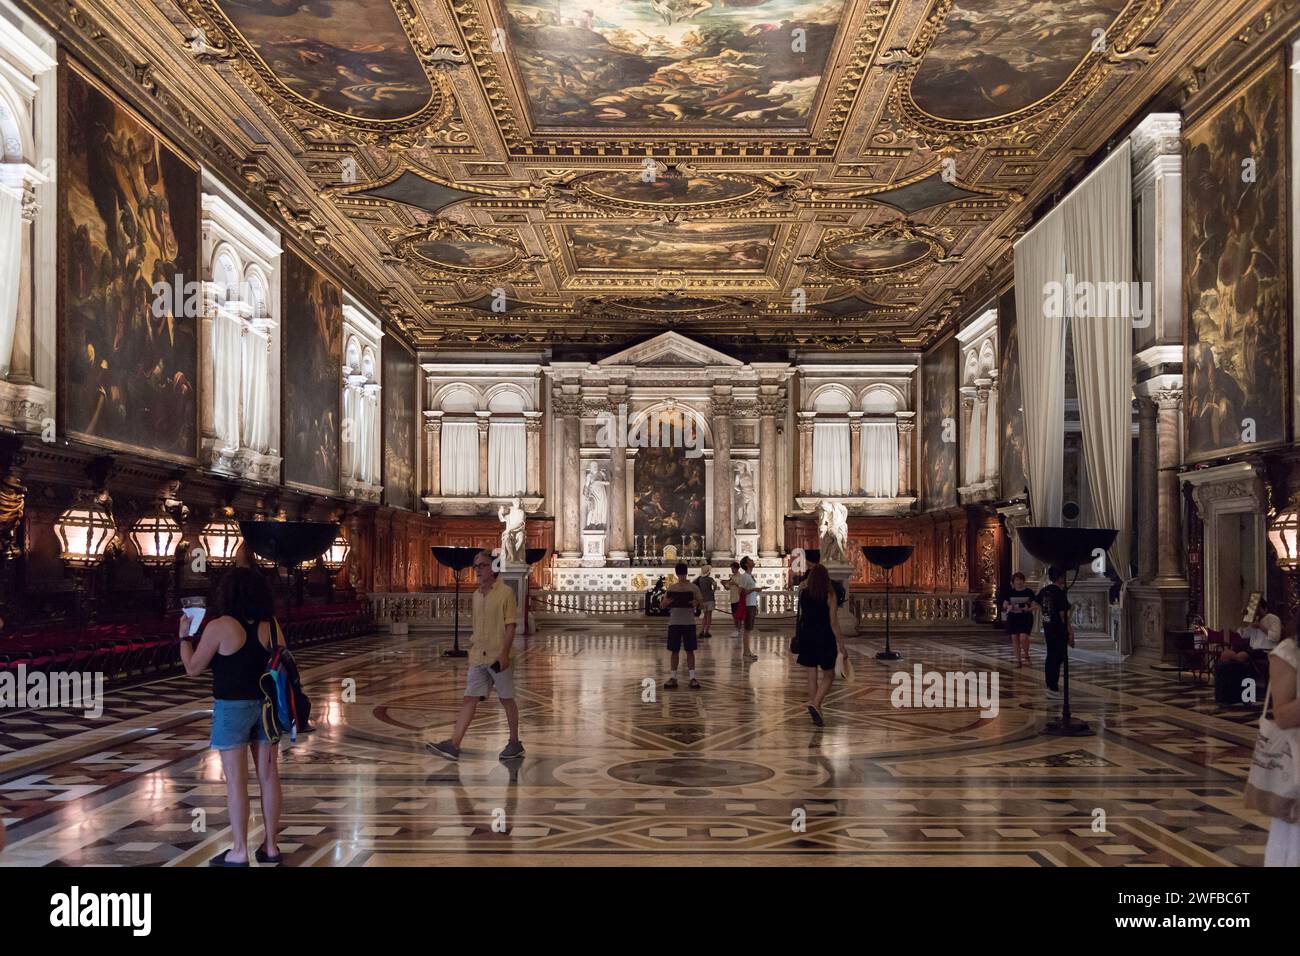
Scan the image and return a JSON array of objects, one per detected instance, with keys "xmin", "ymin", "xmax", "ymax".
[
  {"xmin": 212, "ymin": 311, "xmax": 243, "ymax": 452},
  {"xmin": 0, "ymin": 184, "xmax": 21, "ymax": 378},
  {"xmin": 1014, "ymin": 206, "xmax": 1067, "ymax": 528},
  {"xmin": 441, "ymin": 420, "xmax": 479, "ymax": 495},
  {"xmin": 341, "ymin": 382, "xmax": 357, "ymax": 479},
  {"xmin": 351, "ymin": 385, "xmax": 379, "ymax": 485},
  {"xmin": 812, "ymin": 421, "xmax": 851, "ymax": 495},
  {"xmin": 241, "ymin": 328, "xmax": 270, "ymax": 453},
  {"xmin": 488, "ymin": 420, "xmax": 526, "ymax": 496},
  {"xmin": 861, "ymin": 421, "xmax": 898, "ymax": 497},
  {"xmin": 1065, "ymin": 140, "xmax": 1133, "ymax": 579}
]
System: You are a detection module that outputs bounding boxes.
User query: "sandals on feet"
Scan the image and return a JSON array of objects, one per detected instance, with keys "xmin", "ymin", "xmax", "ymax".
[
  {"xmin": 209, "ymin": 849, "xmax": 249, "ymax": 867},
  {"xmin": 256, "ymin": 844, "xmax": 282, "ymax": 864}
]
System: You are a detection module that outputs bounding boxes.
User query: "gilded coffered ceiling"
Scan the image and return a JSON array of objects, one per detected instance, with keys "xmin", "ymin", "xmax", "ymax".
[{"xmin": 33, "ymin": 0, "xmax": 1280, "ymax": 350}]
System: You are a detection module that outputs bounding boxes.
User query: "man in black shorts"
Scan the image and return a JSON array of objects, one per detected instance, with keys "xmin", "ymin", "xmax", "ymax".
[{"xmin": 660, "ymin": 562, "xmax": 702, "ymax": 690}]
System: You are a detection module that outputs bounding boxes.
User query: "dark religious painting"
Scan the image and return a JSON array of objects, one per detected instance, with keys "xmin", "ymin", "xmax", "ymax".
[
  {"xmin": 864, "ymin": 172, "xmax": 982, "ymax": 214},
  {"xmin": 825, "ymin": 237, "xmax": 932, "ymax": 274},
  {"xmin": 282, "ymin": 252, "xmax": 341, "ymax": 493},
  {"xmin": 910, "ymin": 0, "xmax": 1125, "ymax": 121},
  {"xmin": 60, "ymin": 63, "xmax": 199, "ymax": 462},
  {"xmin": 568, "ymin": 222, "xmax": 774, "ymax": 271},
  {"xmin": 1183, "ymin": 56, "xmax": 1289, "ymax": 463},
  {"xmin": 634, "ymin": 446, "xmax": 706, "ymax": 548},
  {"xmin": 412, "ymin": 239, "xmax": 517, "ymax": 270},
  {"xmin": 382, "ymin": 337, "xmax": 417, "ymax": 510},
  {"xmin": 921, "ymin": 338, "xmax": 958, "ymax": 511},
  {"xmin": 504, "ymin": 0, "xmax": 849, "ymax": 129},
  {"xmin": 998, "ymin": 289, "xmax": 1027, "ymax": 500},
  {"xmin": 214, "ymin": 0, "xmax": 433, "ymax": 120},
  {"xmin": 577, "ymin": 171, "xmax": 761, "ymax": 208}
]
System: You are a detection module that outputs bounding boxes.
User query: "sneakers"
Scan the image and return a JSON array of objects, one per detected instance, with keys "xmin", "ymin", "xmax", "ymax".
[
  {"xmin": 743, "ymin": 653, "xmax": 759, "ymax": 662},
  {"xmin": 499, "ymin": 739, "xmax": 526, "ymax": 760},
  {"xmin": 1044, "ymin": 687, "xmax": 1063, "ymax": 699},
  {"xmin": 663, "ymin": 677, "xmax": 679, "ymax": 689},
  {"xmin": 426, "ymin": 739, "xmax": 461, "ymax": 761},
  {"xmin": 688, "ymin": 677, "xmax": 701, "ymax": 689}
]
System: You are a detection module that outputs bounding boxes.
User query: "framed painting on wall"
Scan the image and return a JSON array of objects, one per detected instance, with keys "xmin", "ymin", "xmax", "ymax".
[
  {"xmin": 59, "ymin": 60, "xmax": 200, "ymax": 462},
  {"xmin": 1183, "ymin": 53, "xmax": 1290, "ymax": 464},
  {"xmin": 921, "ymin": 337, "xmax": 958, "ymax": 511},
  {"xmin": 282, "ymin": 250, "xmax": 341, "ymax": 495},
  {"xmin": 382, "ymin": 336, "xmax": 417, "ymax": 511},
  {"xmin": 998, "ymin": 288, "xmax": 1028, "ymax": 501}
]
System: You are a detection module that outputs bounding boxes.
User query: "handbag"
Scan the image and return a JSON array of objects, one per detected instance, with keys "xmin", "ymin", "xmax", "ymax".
[
  {"xmin": 835, "ymin": 650, "xmax": 854, "ymax": 682},
  {"xmin": 1244, "ymin": 639, "xmax": 1300, "ymax": 821},
  {"xmin": 790, "ymin": 593, "xmax": 802, "ymax": 655}
]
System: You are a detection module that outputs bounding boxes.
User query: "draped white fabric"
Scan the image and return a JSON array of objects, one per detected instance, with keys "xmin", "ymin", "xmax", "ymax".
[
  {"xmin": 1013, "ymin": 206, "xmax": 1067, "ymax": 528},
  {"xmin": 811, "ymin": 421, "xmax": 851, "ymax": 495},
  {"xmin": 441, "ymin": 421, "xmax": 479, "ymax": 495},
  {"xmin": 346, "ymin": 384, "xmax": 380, "ymax": 485},
  {"xmin": 212, "ymin": 311, "xmax": 243, "ymax": 452},
  {"xmin": 1064, "ymin": 140, "xmax": 1133, "ymax": 578},
  {"xmin": 0, "ymin": 184, "xmax": 20, "ymax": 377},
  {"xmin": 861, "ymin": 421, "xmax": 898, "ymax": 497},
  {"xmin": 964, "ymin": 396, "xmax": 984, "ymax": 484},
  {"xmin": 241, "ymin": 329, "xmax": 270, "ymax": 453},
  {"xmin": 341, "ymin": 383, "xmax": 356, "ymax": 477},
  {"xmin": 488, "ymin": 420, "xmax": 526, "ymax": 496}
]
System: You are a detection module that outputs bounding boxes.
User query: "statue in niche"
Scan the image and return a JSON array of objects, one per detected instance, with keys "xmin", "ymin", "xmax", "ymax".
[
  {"xmin": 498, "ymin": 497, "xmax": 526, "ymax": 567},
  {"xmin": 817, "ymin": 498, "xmax": 848, "ymax": 564},
  {"xmin": 733, "ymin": 461, "xmax": 757, "ymax": 529},
  {"xmin": 583, "ymin": 461, "xmax": 609, "ymax": 530}
]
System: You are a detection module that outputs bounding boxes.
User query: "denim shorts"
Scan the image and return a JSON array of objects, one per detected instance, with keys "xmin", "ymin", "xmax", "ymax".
[{"xmin": 210, "ymin": 698, "xmax": 273, "ymax": 751}]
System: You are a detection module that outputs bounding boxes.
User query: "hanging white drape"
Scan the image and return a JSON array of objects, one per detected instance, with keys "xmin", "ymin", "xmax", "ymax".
[
  {"xmin": 1014, "ymin": 206, "xmax": 1067, "ymax": 528},
  {"xmin": 212, "ymin": 311, "xmax": 243, "ymax": 452},
  {"xmin": 0, "ymin": 184, "xmax": 21, "ymax": 378},
  {"xmin": 812, "ymin": 421, "xmax": 851, "ymax": 495},
  {"xmin": 441, "ymin": 420, "xmax": 479, "ymax": 495},
  {"xmin": 488, "ymin": 420, "xmax": 526, "ymax": 496},
  {"xmin": 861, "ymin": 421, "xmax": 898, "ymax": 497},
  {"xmin": 965, "ymin": 394, "xmax": 984, "ymax": 485},
  {"xmin": 351, "ymin": 384, "xmax": 379, "ymax": 485},
  {"xmin": 341, "ymin": 382, "xmax": 357, "ymax": 478},
  {"xmin": 241, "ymin": 327, "xmax": 270, "ymax": 453},
  {"xmin": 1064, "ymin": 140, "xmax": 1133, "ymax": 579}
]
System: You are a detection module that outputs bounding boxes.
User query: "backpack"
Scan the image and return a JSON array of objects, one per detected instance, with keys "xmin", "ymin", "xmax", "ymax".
[{"xmin": 259, "ymin": 620, "xmax": 303, "ymax": 744}]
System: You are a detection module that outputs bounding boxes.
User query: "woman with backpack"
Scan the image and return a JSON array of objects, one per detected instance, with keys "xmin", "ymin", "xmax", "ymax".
[{"xmin": 180, "ymin": 566, "xmax": 284, "ymax": 867}]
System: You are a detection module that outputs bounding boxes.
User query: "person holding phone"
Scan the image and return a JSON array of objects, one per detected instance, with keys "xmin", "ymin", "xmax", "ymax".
[
  {"xmin": 660, "ymin": 561, "xmax": 703, "ymax": 690},
  {"xmin": 427, "ymin": 550, "xmax": 524, "ymax": 762},
  {"xmin": 737, "ymin": 556, "xmax": 763, "ymax": 662}
]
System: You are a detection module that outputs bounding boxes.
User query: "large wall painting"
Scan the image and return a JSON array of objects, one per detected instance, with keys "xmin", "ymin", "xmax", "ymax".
[
  {"xmin": 382, "ymin": 336, "xmax": 417, "ymax": 510},
  {"xmin": 634, "ymin": 446, "xmax": 706, "ymax": 552},
  {"xmin": 921, "ymin": 337, "xmax": 958, "ymax": 512},
  {"xmin": 1183, "ymin": 55, "xmax": 1289, "ymax": 463},
  {"xmin": 503, "ymin": 0, "xmax": 849, "ymax": 130},
  {"xmin": 60, "ymin": 62, "xmax": 199, "ymax": 462},
  {"xmin": 282, "ymin": 252, "xmax": 342, "ymax": 494},
  {"xmin": 998, "ymin": 289, "xmax": 1027, "ymax": 500}
]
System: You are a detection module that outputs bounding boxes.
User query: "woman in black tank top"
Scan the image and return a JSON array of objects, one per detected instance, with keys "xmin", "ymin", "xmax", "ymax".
[{"xmin": 178, "ymin": 567, "xmax": 283, "ymax": 867}]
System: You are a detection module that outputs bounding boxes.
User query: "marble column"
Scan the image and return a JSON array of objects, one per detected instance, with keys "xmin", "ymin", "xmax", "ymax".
[
  {"xmin": 974, "ymin": 378, "xmax": 992, "ymax": 484},
  {"xmin": 712, "ymin": 394, "xmax": 734, "ymax": 562},
  {"xmin": 759, "ymin": 395, "xmax": 781, "ymax": 557},
  {"xmin": 425, "ymin": 413, "xmax": 442, "ymax": 497},
  {"xmin": 848, "ymin": 412, "xmax": 863, "ymax": 496},
  {"xmin": 983, "ymin": 372, "xmax": 999, "ymax": 489},
  {"xmin": 1155, "ymin": 387, "xmax": 1185, "ymax": 582},
  {"xmin": 796, "ymin": 413, "xmax": 815, "ymax": 496},
  {"xmin": 556, "ymin": 393, "xmax": 583, "ymax": 559},
  {"xmin": 1136, "ymin": 396, "xmax": 1158, "ymax": 583},
  {"xmin": 959, "ymin": 387, "xmax": 977, "ymax": 487},
  {"xmin": 524, "ymin": 412, "xmax": 542, "ymax": 495},
  {"xmin": 476, "ymin": 413, "xmax": 491, "ymax": 495},
  {"xmin": 896, "ymin": 412, "xmax": 915, "ymax": 497},
  {"xmin": 608, "ymin": 447, "xmax": 628, "ymax": 563}
]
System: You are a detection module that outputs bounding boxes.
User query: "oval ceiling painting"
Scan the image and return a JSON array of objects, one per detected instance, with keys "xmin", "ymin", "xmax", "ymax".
[
  {"xmin": 825, "ymin": 237, "xmax": 932, "ymax": 274},
  {"xmin": 610, "ymin": 297, "xmax": 728, "ymax": 314},
  {"xmin": 412, "ymin": 239, "xmax": 518, "ymax": 272},
  {"xmin": 578, "ymin": 171, "xmax": 762, "ymax": 210},
  {"xmin": 214, "ymin": 0, "xmax": 435, "ymax": 121},
  {"xmin": 909, "ymin": 0, "xmax": 1127, "ymax": 121}
]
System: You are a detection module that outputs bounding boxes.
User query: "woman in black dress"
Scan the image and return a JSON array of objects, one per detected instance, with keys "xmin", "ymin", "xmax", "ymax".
[
  {"xmin": 1003, "ymin": 571, "xmax": 1036, "ymax": 667},
  {"xmin": 796, "ymin": 563, "xmax": 846, "ymax": 726}
]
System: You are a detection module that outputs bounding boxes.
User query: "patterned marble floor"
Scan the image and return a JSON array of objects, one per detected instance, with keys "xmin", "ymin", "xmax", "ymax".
[{"xmin": 0, "ymin": 623, "xmax": 1271, "ymax": 866}]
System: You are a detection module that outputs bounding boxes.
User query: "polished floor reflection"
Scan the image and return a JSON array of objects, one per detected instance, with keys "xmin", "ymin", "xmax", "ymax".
[{"xmin": 0, "ymin": 624, "xmax": 1269, "ymax": 866}]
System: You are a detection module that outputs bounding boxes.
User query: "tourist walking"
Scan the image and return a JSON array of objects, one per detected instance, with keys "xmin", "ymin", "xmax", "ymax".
[
  {"xmin": 696, "ymin": 565, "xmax": 717, "ymax": 638},
  {"xmin": 660, "ymin": 561, "xmax": 703, "ymax": 689},
  {"xmin": 726, "ymin": 561, "xmax": 742, "ymax": 640},
  {"xmin": 1035, "ymin": 566, "xmax": 1073, "ymax": 698},
  {"xmin": 737, "ymin": 556, "xmax": 763, "ymax": 662},
  {"xmin": 795, "ymin": 563, "xmax": 845, "ymax": 726},
  {"xmin": 427, "ymin": 549, "xmax": 525, "ymax": 762},
  {"xmin": 1003, "ymin": 572, "xmax": 1036, "ymax": 667},
  {"xmin": 1245, "ymin": 622, "xmax": 1300, "ymax": 865}
]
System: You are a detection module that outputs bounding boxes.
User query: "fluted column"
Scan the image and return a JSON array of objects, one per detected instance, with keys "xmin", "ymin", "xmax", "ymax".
[
  {"xmin": 759, "ymin": 395, "xmax": 781, "ymax": 557},
  {"xmin": 476, "ymin": 412, "xmax": 491, "ymax": 495},
  {"xmin": 973, "ymin": 378, "xmax": 992, "ymax": 483},
  {"xmin": 959, "ymin": 387, "xmax": 977, "ymax": 487},
  {"xmin": 849, "ymin": 412, "xmax": 863, "ymax": 496},
  {"xmin": 524, "ymin": 412, "xmax": 542, "ymax": 495},
  {"xmin": 1136, "ymin": 396, "xmax": 1158, "ymax": 582},
  {"xmin": 556, "ymin": 391, "xmax": 583, "ymax": 558},
  {"xmin": 609, "ymin": 447, "xmax": 628, "ymax": 563},
  {"xmin": 425, "ymin": 413, "xmax": 442, "ymax": 497},
  {"xmin": 1156, "ymin": 387, "xmax": 1185, "ymax": 582},
  {"xmin": 797, "ymin": 413, "xmax": 815, "ymax": 496},
  {"xmin": 983, "ymin": 371, "xmax": 999, "ymax": 488},
  {"xmin": 712, "ymin": 393, "xmax": 734, "ymax": 562},
  {"xmin": 896, "ymin": 412, "xmax": 915, "ymax": 497}
]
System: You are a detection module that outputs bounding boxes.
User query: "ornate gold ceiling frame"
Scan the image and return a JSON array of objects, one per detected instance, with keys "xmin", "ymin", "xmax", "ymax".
[
  {"xmin": 174, "ymin": 0, "xmax": 460, "ymax": 147},
  {"xmin": 811, "ymin": 163, "xmax": 1024, "ymax": 209},
  {"xmin": 803, "ymin": 220, "xmax": 955, "ymax": 281},
  {"xmin": 321, "ymin": 158, "xmax": 527, "ymax": 211},
  {"xmin": 450, "ymin": 0, "xmax": 891, "ymax": 158},
  {"xmin": 883, "ymin": 0, "xmax": 1169, "ymax": 150},
  {"xmin": 383, "ymin": 219, "xmax": 541, "ymax": 283},
  {"xmin": 532, "ymin": 167, "xmax": 810, "ymax": 221}
]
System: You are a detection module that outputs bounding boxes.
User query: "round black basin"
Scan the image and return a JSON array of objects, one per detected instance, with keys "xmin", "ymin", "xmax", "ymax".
[
  {"xmin": 1019, "ymin": 527, "xmax": 1118, "ymax": 569},
  {"xmin": 524, "ymin": 547, "xmax": 549, "ymax": 567},
  {"xmin": 239, "ymin": 521, "xmax": 338, "ymax": 567},
  {"xmin": 431, "ymin": 546, "xmax": 482, "ymax": 571},
  {"xmin": 862, "ymin": 545, "xmax": 915, "ymax": 570}
]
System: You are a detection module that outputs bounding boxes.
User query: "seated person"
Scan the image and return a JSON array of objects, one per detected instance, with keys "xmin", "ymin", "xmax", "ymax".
[{"xmin": 1215, "ymin": 599, "xmax": 1280, "ymax": 705}]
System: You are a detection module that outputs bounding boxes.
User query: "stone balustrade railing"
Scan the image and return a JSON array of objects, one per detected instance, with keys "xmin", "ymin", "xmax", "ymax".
[
  {"xmin": 531, "ymin": 589, "xmax": 798, "ymax": 619},
  {"xmin": 370, "ymin": 592, "xmax": 472, "ymax": 627},
  {"xmin": 851, "ymin": 591, "xmax": 978, "ymax": 628}
]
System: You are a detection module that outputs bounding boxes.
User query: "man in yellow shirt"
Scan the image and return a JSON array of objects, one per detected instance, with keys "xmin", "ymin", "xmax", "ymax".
[{"xmin": 427, "ymin": 550, "xmax": 524, "ymax": 761}]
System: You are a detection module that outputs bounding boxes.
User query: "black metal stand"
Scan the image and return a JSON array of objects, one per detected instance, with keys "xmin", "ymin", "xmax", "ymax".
[
  {"xmin": 1041, "ymin": 569, "xmax": 1093, "ymax": 736},
  {"xmin": 876, "ymin": 571, "xmax": 902, "ymax": 661},
  {"xmin": 444, "ymin": 572, "xmax": 468, "ymax": 658}
]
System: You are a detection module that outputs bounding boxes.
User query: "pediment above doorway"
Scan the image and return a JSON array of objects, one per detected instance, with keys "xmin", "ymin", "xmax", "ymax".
[{"xmin": 596, "ymin": 332, "xmax": 743, "ymax": 370}]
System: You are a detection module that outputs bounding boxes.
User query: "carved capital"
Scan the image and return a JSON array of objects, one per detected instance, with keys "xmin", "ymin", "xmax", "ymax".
[{"xmin": 1155, "ymin": 387, "xmax": 1183, "ymax": 412}]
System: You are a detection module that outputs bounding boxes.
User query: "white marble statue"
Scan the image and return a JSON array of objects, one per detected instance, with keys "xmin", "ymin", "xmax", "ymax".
[
  {"xmin": 498, "ymin": 497, "xmax": 527, "ymax": 566},
  {"xmin": 734, "ymin": 462, "xmax": 757, "ymax": 529},
  {"xmin": 817, "ymin": 499, "xmax": 848, "ymax": 564},
  {"xmin": 583, "ymin": 461, "xmax": 609, "ymax": 530}
]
